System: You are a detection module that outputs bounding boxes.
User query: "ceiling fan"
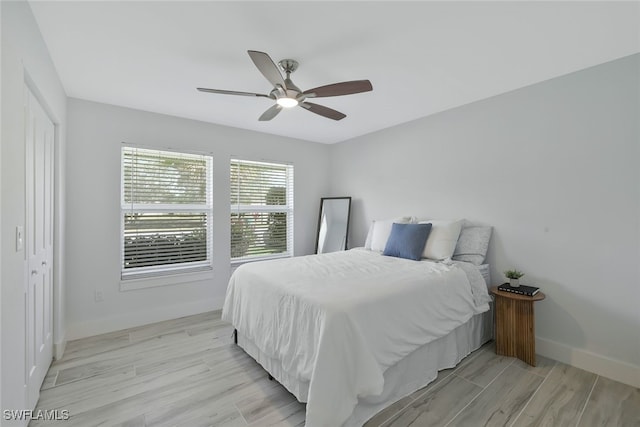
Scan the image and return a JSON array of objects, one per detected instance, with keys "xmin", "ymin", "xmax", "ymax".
[{"xmin": 197, "ymin": 50, "xmax": 373, "ymax": 121}]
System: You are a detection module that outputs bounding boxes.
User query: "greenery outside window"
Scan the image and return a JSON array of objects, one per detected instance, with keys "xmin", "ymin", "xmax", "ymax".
[
  {"xmin": 121, "ymin": 146, "xmax": 213, "ymax": 279},
  {"xmin": 230, "ymin": 159, "xmax": 294, "ymax": 262}
]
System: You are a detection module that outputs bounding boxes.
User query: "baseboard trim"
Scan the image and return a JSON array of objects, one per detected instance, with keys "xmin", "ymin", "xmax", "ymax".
[
  {"xmin": 66, "ymin": 297, "xmax": 224, "ymax": 341},
  {"xmin": 536, "ymin": 337, "xmax": 640, "ymax": 388},
  {"xmin": 54, "ymin": 337, "xmax": 66, "ymax": 360}
]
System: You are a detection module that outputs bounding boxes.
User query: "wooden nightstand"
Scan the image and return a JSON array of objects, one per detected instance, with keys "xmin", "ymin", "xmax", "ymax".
[{"xmin": 489, "ymin": 286, "xmax": 546, "ymax": 366}]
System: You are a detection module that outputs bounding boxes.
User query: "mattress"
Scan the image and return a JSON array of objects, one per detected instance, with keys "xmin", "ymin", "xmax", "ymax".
[{"xmin": 477, "ymin": 263, "xmax": 491, "ymax": 286}]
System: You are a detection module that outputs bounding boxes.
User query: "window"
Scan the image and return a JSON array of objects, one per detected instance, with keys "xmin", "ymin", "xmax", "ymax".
[
  {"xmin": 230, "ymin": 159, "xmax": 294, "ymax": 262},
  {"xmin": 121, "ymin": 146, "xmax": 213, "ymax": 280}
]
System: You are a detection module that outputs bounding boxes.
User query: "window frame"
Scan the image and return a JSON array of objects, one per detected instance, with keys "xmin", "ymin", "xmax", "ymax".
[
  {"xmin": 230, "ymin": 158, "xmax": 294, "ymax": 264},
  {"xmin": 120, "ymin": 144, "xmax": 214, "ymax": 288}
]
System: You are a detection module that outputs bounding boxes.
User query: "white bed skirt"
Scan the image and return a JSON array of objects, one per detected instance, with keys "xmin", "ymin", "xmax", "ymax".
[{"xmin": 237, "ymin": 303, "xmax": 493, "ymax": 427}]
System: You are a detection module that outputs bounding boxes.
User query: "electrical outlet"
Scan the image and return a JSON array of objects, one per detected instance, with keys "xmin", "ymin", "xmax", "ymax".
[{"xmin": 94, "ymin": 290, "xmax": 104, "ymax": 302}]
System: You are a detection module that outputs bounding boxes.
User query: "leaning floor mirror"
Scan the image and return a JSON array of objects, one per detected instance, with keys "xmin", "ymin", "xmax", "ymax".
[{"xmin": 315, "ymin": 197, "xmax": 352, "ymax": 254}]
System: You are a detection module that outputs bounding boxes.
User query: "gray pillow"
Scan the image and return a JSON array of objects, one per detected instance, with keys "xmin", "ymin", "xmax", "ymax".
[{"xmin": 452, "ymin": 225, "xmax": 492, "ymax": 265}]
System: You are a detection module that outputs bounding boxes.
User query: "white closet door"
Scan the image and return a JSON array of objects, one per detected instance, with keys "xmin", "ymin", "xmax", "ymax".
[{"xmin": 25, "ymin": 87, "xmax": 54, "ymax": 409}]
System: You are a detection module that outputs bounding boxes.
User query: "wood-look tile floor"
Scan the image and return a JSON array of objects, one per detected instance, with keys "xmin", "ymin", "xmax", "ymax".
[{"xmin": 32, "ymin": 311, "xmax": 640, "ymax": 427}]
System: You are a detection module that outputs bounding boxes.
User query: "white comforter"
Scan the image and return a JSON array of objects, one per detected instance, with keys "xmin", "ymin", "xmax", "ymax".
[{"xmin": 222, "ymin": 249, "xmax": 491, "ymax": 427}]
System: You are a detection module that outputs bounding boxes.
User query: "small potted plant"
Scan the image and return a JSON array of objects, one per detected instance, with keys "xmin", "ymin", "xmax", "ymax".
[{"xmin": 504, "ymin": 269, "xmax": 524, "ymax": 287}]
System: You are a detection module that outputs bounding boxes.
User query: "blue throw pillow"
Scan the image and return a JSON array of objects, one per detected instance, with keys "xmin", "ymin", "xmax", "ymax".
[{"xmin": 383, "ymin": 223, "xmax": 432, "ymax": 261}]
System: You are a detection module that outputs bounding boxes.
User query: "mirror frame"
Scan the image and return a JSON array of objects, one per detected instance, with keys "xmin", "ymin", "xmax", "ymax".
[{"xmin": 315, "ymin": 197, "xmax": 352, "ymax": 254}]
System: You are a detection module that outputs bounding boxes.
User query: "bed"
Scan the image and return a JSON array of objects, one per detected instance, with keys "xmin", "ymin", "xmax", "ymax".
[{"xmin": 222, "ymin": 219, "xmax": 493, "ymax": 427}]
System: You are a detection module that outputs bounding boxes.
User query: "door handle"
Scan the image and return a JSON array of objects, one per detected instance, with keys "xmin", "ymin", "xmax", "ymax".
[
  {"xmin": 31, "ymin": 270, "xmax": 38, "ymax": 275},
  {"xmin": 42, "ymin": 261, "xmax": 47, "ymax": 266}
]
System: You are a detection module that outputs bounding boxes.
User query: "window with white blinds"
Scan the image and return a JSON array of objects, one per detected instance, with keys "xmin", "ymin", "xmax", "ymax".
[
  {"xmin": 230, "ymin": 159, "xmax": 294, "ymax": 262},
  {"xmin": 121, "ymin": 146, "xmax": 213, "ymax": 279}
]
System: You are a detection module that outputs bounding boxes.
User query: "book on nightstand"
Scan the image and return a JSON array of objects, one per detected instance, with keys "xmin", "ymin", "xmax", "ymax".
[{"xmin": 497, "ymin": 283, "xmax": 540, "ymax": 297}]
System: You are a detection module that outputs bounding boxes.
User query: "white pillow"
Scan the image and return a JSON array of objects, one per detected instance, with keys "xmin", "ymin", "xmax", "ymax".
[
  {"xmin": 366, "ymin": 217, "xmax": 413, "ymax": 252},
  {"xmin": 419, "ymin": 219, "xmax": 463, "ymax": 260}
]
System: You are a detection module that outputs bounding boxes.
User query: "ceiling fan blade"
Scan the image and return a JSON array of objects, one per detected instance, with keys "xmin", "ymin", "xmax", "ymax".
[
  {"xmin": 303, "ymin": 80, "xmax": 372, "ymax": 98},
  {"xmin": 247, "ymin": 50, "xmax": 286, "ymax": 89},
  {"xmin": 259, "ymin": 104, "xmax": 282, "ymax": 121},
  {"xmin": 300, "ymin": 102, "xmax": 346, "ymax": 121},
  {"xmin": 197, "ymin": 88, "xmax": 271, "ymax": 98}
]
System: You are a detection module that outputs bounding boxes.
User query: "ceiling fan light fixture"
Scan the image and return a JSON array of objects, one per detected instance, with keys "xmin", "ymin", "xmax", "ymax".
[{"xmin": 276, "ymin": 97, "xmax": 299, "ymax": 108}]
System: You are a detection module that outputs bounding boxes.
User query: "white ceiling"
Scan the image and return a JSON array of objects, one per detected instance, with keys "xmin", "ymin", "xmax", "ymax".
[{"xmin": 29, "ymin": 1, "xmax": 639, "ymax": 144}]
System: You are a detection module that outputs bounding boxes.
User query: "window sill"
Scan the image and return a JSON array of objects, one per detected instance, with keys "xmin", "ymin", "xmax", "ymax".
[
  {"xmin": 230, "ymin": 254, "xmax": 292, "ymax": 267},
  {"xmin": 120, "ymin": 268, "xmax": 214, "ymax": 291}
]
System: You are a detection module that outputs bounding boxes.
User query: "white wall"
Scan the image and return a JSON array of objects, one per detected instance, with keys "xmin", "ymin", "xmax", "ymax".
[
  {"xmin": 65, "ymin": 98, "xmax": 330, "ymax": 339},
  {"xmin": 329, "ymin": 54, "xmax": 640, "ymax": 387},
  {"xmin": 1, "ymin": 0, "xmax": 67, "ymax": 423}
]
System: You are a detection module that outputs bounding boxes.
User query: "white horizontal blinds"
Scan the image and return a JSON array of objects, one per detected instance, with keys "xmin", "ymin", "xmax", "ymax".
[
  {"xmin": 230, "ymin": 159, "xmax": 294, "ymax": 261},
  {"xmin": 122, "ymin": 147, "xmax": 213, "ymax": 278},
  {"xmin": 123, "ymin": 213, "xmax": 208, "ymax": 268}
]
